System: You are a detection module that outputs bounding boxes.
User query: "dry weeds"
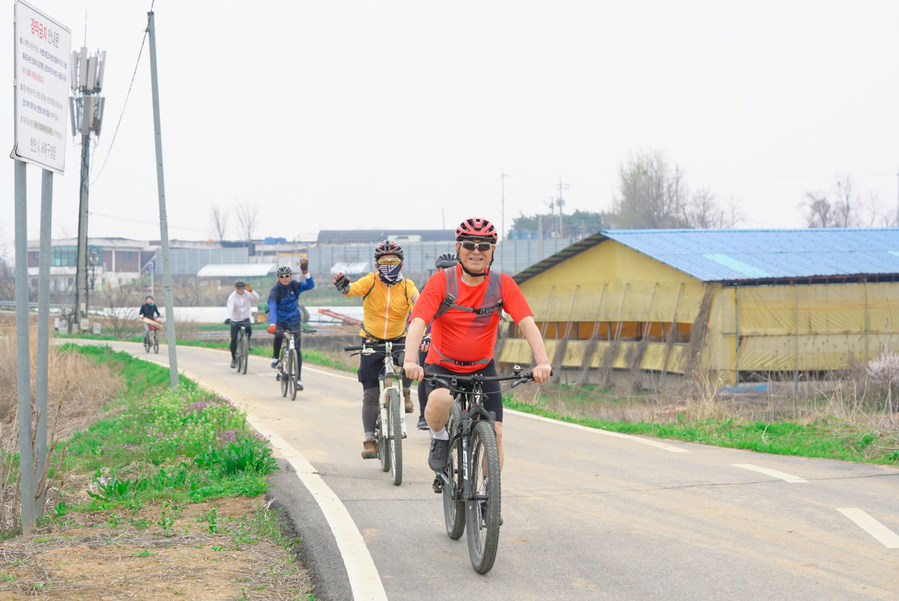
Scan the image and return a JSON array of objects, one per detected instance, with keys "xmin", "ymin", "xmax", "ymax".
[
  {"xmin": 0, "ymin": 495, "xmax": 312, "ymax": 600},
  {"xmin": 0, "ymin": 315, "xmax": 313, "ymax": 600}
]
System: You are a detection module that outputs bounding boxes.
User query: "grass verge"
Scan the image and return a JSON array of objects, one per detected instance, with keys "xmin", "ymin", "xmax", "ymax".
[
  {"xmin": 0, "ymin": 344, "xmax": 315, "ymax": 600},
  {"xmin": 504, "ymin": 395, "xmax": 899, "ymax": 464}
]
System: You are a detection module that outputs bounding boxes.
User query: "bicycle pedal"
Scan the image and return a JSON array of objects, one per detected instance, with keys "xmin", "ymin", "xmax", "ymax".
[
  {"xmin": 432, "ymin": 475, "xmax": 443, "ymax": 494},
  {"xmin": 275, "ymin": 373, "xmax": 281, "ymax": 381}
]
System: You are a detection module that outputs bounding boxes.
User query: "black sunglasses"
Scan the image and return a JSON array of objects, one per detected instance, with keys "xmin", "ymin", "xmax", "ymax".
[{"xmin": 460, "ymin": 241, "xmax": 494, "ymax": 252}]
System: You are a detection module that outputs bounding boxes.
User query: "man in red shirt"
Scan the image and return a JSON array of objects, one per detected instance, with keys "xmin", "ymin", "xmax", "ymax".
[{"xmin": 404, "ymin": 217, "xmax": 552, "ymax": 473}]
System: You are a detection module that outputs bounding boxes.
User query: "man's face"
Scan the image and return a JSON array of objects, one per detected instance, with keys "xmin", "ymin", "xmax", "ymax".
[
  {"xmin": 456, "ymin": 239, "xmax": 494, "ymax": 274},
  {"xmin": 146, "ymin": 297, "xmax": 153, "ymax": 304},
  {"xmin": 278, "ymin": 273, "xmax": 292, "ymax": 284},
  {"xmin": 236, "ymin": 287, "xmax": 246, "ymax": 295}
]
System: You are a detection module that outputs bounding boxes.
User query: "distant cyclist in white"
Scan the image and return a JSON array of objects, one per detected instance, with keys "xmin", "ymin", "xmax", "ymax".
[{"xmin": 226, "ymin": 280, "xmax": 260, "ymax": 368}]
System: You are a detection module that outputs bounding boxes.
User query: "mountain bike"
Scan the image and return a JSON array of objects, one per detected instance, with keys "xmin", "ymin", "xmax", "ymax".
[
  {"xmin": 235, "ymin": 322, "xmax": 250, "ymax": 375},
  {"xmin": 274, "ymin": 327, "xmax": 301, "ymax": 400},
  {"xmin": 426, "ymin": 366, "xmax": 536, "ymax": 574},
  {"xmin": 345, "ymin": 340, "xmax": 406, "ymax": 486}
]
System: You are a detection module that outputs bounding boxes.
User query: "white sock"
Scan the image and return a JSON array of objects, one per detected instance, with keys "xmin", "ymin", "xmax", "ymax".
[{"xmin": 430, "ymin": 427, "xmax": 449, "ymax": 441}]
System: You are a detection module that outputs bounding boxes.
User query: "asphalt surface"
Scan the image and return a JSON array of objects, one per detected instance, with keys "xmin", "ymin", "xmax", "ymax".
[{"xmin": 93, "ymin": 340, "xmax": 899, "ymax": 601}]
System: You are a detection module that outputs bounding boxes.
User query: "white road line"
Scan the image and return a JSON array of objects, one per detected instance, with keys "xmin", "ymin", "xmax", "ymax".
[
  {"xmin": 506, "ymin": 409, "xmax": 689, "ymax": 453},
  {"xmin": 732, "ymin": 463, "xmax": 807, "ymax": 483},
  {"xmin": 251, "ymin": 424, "xmax": 388, "ymax": 601},
  {"xmin": 304, "ymin": 365, "xmax": 358, "ymax": 381},
  {"xmin": 837, "ymin": 508, "xmax": 899, "ymax": 549}
]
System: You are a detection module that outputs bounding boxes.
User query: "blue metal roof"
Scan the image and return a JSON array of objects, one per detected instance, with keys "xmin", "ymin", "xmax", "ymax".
[{"xmin": 603, "ymin": 228, "xmax": 899, "ymax": 281}]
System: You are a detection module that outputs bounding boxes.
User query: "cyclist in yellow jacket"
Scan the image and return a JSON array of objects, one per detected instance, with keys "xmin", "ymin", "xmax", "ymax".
[{"xmin": 333, "ymin": 240, "xmax": 420, "ymax": 459}]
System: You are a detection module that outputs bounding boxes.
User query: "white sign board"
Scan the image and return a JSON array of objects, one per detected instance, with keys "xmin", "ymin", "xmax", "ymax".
[{"xmin": 11, "ymin": 1, "xmax": 71, "ymax": 174}]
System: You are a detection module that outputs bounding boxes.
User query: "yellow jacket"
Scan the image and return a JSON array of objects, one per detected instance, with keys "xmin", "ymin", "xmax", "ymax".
[{"xmin": 345, "ymin": 273, "xmax": 419, "ymax": 340}]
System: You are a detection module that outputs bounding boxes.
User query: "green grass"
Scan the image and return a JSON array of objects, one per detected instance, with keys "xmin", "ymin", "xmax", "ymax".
[
  {"xmin": 55, "ymin": 346, "xmax": 276, "ymax": 512},
  {"xmin": 504, "ymin": 397, "xmax": 899, "ymax": 465}
]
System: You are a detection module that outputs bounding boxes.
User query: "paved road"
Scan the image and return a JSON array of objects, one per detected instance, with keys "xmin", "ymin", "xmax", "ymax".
[{"xmin": 100, "ymin": 341, "xmax": 899, "ymax": 601}]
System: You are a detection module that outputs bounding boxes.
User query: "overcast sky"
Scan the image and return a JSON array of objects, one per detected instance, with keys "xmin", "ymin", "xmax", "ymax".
[{"xmin": 3, "ymin": 0, "xmax": 899, "ymax": 249}]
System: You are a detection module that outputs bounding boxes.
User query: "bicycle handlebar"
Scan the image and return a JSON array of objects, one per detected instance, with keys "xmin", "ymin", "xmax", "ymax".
[
  {"xmin": 344, "ymin": 341, "xmax": 400, "ymax": 353},
  {"xmin": 424, "ymin": 370, "xmax": 537, "ymax": 388}
]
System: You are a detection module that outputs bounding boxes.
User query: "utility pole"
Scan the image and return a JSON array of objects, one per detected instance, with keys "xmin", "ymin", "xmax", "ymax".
[
  {"xmin": 69, "ymin": 46, "xmax": 106, "ymax": 332},
  {"xmin": 501, "ymin": 169, "xmax": 508, "ymax": 241},
  {"xmin": 148, "ymin": 11, "xmax": 179, "ymax": 389},
  {"xmin": 557, "ymin": 176, "xmax": 568, "ymax": 236}
]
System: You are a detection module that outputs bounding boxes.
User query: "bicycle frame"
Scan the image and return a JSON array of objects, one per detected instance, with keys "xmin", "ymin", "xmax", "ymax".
[
  {"xmin": 376, "ymin": 342, "xmax": 406, "ymax": 439},
  {"xmin": 438, "ymin": 377, "xmax": 495, "ymax": 500}
]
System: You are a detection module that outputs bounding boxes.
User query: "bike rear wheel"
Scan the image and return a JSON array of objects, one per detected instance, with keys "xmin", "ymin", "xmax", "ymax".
[
  {"xmin": 237, "ymin": 331, "xmax": 248, "ymax": 374},
  {"xmin": 287, "ymin": 349, "xmax": 298, "ymax": 400},
  {"xmin": 442, "ymin": 402, "xmax": 464, "ymax": 539},
  {"xmin": 466, "ymin": 420, "xmax": 501, "ymax": 574},
  {"xmin": 387, "ymin": 387, "xmax": 403, "ymax": 486}
]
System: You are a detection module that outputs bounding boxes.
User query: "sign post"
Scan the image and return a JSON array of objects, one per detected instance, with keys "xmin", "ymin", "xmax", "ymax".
[{"xmin": 11, "ymin": 0, "xmax": 71, "ymax": 534}]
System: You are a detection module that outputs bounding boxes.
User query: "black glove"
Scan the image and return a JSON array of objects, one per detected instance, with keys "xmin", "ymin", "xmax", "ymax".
[
  {"xmin": 334, "ymin": 274, "xmax": 351, "ymax": 294},
  {"xmin": 300, "ymin": 258, "xmax": 309, "ymax": 273},
  {"xmin": 224, "ymin": 318, "xmax": 231, "ymax": 325}
]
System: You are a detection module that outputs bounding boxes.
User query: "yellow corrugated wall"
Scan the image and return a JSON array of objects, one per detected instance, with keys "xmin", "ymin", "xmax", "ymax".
[
  {"xmin": 706, "ymin": 281, "xmax": 898, "ymax": 384},
  {"xmin": 501, "ymin": 240, "xmax": 705, "ymax": 373},
  {"xmin": 514, "ymin": 241, "xmax": 706, "ymax": 323},
  {"xmin": 500, "ymin": 238, "xmax": 899, "ymax": 385}
]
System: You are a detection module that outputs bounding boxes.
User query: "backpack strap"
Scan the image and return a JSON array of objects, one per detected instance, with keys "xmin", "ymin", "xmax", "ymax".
[{"xmin": 429, "ymin": 268, "xmax": 504, "ymax": 326}]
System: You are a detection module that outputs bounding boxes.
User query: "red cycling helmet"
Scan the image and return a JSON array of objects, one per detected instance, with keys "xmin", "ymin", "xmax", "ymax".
[
  {"xmin": 456, "ymin": 217, "xmax": 497, "ymax": 243},
  {"xmin": 374, "ymin": 240, "xmax": 404, "ymax": 261}
]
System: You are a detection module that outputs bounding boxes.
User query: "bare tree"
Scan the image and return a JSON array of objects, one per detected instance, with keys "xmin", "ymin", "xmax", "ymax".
[
  {"xmin": 609, "ymin": 150, "xmax": 739, "ymax": 230},
  {"xmin": 832, "ymin": 175, "xmax": 857, "ymax": 227},
  {"xmin": 682, "ymin": 189, "xmax": 740, "ymax": 229},
  {"xmin": 802, "ymin": 191, "xmax": 835, "ymax": 227},
  {"xmin": 610, "ymin": 150, "xmax": 689, "ymax": 229},
  {"xmin": 209, "ymin": 205, "xmax": 230, "ymax": 242},
  {"xmin": 235, "ymin": 199, "xmax": 261, "ymax": 242},
  {"xmin": 800, "ymin": 175, "xmax": 877, "ymax": 228},
  {"xmin": 99, "ymin": 281, "xmax": 143, "ymax": 339}
]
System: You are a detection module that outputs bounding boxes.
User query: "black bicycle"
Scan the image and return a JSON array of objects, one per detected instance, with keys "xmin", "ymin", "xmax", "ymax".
[
  {"xmin": 426, "ymin": 366, "xmax": 536, "ymax": 574},
  {"xmin": 274, "ymin": 327, "xmax": 301, "ymax": 400},
  {"xmin": 143, "ymin": 325, "xmax": 159, "ymax": 354},
  {"xmin": 345, "ymin": 341, "xmax": 406, "ymax": 485}
]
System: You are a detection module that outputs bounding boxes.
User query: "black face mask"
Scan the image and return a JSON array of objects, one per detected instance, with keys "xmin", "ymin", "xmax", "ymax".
[{"xmin": 378, "ymin": 263, "xmax": 402, "ymax": 285}]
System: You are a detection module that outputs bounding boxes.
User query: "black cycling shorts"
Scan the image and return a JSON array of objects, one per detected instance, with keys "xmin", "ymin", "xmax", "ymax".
[
  {"xmin": 357, "ymin": 337, "xmax": 406, "ymax": 389},
  {"xmin": 424, "ymin": 360, "xmax": 502, "ymax": 423}
]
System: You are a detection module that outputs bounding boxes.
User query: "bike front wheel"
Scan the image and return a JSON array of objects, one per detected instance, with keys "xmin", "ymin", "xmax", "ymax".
[
  {"xmin": 466, "ymin": 420, "xmax": 501, "ymax": 574},
  {"xmin": 287, "ymin": 349, "xmax": 298, "ymax": 400},
  {"xmin": 143, "ymin": 334, "xmax": 151, "ymax": 353},
  {"xmin": 387, "ymin": 387, "xmax": 403, "ymax": 486},
  {"xmin": 237, "ymin": 332, "xmax": 248, "ymax": 374},
  {"xmin": 443, "ymin": 402, "xmax": 464, "ymax": 539},
  {"xmin": 152, "ymin": 332, "xmax": 159, "ymax": 354},
  {"xmin": 279, "ymin": 355, "xmax": 288, "ymax": 398},
  {"xmin": 377, "ymin": 413, "xmax": 390, "ymax": 473}
]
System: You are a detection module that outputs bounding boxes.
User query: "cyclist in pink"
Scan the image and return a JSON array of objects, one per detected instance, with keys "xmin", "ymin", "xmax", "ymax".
[{"xmin": 403, "ymin": 217, "xmax": 552, "ymax": 473}]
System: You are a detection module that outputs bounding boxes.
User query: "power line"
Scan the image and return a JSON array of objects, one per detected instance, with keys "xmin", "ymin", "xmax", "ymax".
[{"xmin": 89, "ymin": 1, "xmax": 155, "ymax": 185}]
